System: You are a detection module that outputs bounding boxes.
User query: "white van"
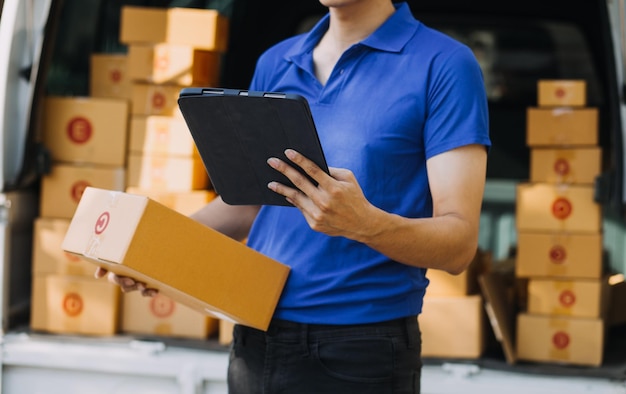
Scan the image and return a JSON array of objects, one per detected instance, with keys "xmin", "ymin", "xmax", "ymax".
[{"xmin": 1, "ymin": 0, "xmax": 625, "ymax": 392}]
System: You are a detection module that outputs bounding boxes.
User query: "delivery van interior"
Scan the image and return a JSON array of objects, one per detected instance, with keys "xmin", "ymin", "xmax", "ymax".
[{"xmin": 10, "ymin": 0, "xmax": 626, "ymax": 383}]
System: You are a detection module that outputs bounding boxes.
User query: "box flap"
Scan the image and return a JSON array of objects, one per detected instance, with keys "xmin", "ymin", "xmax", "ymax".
[
  {"xmin": 479, "ymin": 270, "xmax": 517, "ymax": 364},
  {"xmin": 62, "ymin": 187, "xmax": 147, "ymax": 264}
]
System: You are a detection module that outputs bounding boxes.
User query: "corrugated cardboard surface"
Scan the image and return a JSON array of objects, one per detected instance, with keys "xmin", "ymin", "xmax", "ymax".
[
  {"xmin": 128, "ymin": 115, "xmax": 198, "ymax": 157},
  {"xmin": 516, "ymin": 313, "xmax": 604, "ymax": 367},
  {"xmin": 90, "ymin": 53, "xmax": 132, "ymax": 100},
  {"xmin": 62, "ymin": 187, "xmax": 290, "ymax": 331},
  {"xmin": 420, "ymin": 295, "xmax": 486, "ymax": 359},
  {"xmin": 527, "ymin": 278, "xmax": 609, "ymax": 319},
  {"xmin": 526, "ymin": 107, "xmax": 598, "ymax": 147},
  {"xmin": 516, "ymin": 232, "xmax": 603, "ymax": 279},
  {"xmin": 530, "ymin": 147, "xmax": 601, "ymax": 185},
  {"xmin": 537, "ymin": 80, "xmax": 586, "ymax": 107}
]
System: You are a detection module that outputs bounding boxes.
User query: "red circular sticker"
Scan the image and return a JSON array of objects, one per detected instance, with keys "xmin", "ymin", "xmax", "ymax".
[
  {"xmin": 70, "ymin": 180, "xmax": 90, "ymax": 203},
  {"xmin": 549, "ymin": 245, "xmax": 567, "ymax": 264},
  {"xmin": 94, "ymin": 212, "xmax": 110, "ymax": 235},
  {"xmin": 150, "ymin": 294, "xmax": 176, "ymax": 318},
  {"xmin": 552, "ymin": 198, "xmax": 572, "ymax": 220},
  {"xmin": 552, "ymin": 331, "xmax": 570, "ymax": 349},
  {"xmin": 555, "ymin": 88, "xmax": 566, "ymax": 98},
  {"xmin": 152, "ymin": 92, "xmax": 166, "ymax": 109},
  {"xmin": 67, "ymin": 117, "xmax": 92, "ymax": 144},
  {"xmin": 553, "ymin": 159, "xmax": 570, "ymax": 176},
  {"xmin": 110, "ymin": 69, "xmax": 122, "ymax": 83},
  {"xmin": 559, "ymin": 290, "xmax": 576, "ymax": 307},
  {"xmin": 63, "ymin": 292, "xmax": 84, "ymax": 317}
]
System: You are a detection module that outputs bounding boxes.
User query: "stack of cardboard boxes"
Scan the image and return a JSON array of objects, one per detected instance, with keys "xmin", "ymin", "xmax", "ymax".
[
  {"xmin": 514, "ymin": 80, "xmax": 608, "ymax": 367},
  {"xmin": 419, "ymin": 250, "xmax": 491, "ymax": 359},
  {"xmin": 116, "ymin": 5, "xmax": 230, "ymax": 341},
  {"xmin": 31, "ymin": 5, "xmax": 232, "ymax": 341}
]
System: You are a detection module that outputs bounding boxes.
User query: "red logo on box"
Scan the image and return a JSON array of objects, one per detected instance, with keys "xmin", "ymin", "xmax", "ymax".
[
  {"xmin": 553, "ymin": 159, "xmax": 570, "ymax": 176},
  {"xmin": 549, "ymin": 245, "xmax": 567, "ymax": 264},
  {"xmin": 70, "ymin": 180, "xmax": 90, "ymax": 203},
  {"xmin": 110, "ymin": 69, "xmax": 122, "ymax": 83},
  {"xmin": 559, "ymin": 290, "xmax": 576, "ymax": 307},
  {"xmin": 63, "ymin": 292, "xmax": 84, "ymax": 317},
  {"xmin": 150, "ymin": 294, "xmax": 176, "ymax": 318},
  {"xmin": 555, "ymin": 88, "xmax": 566, "ymax": 98},
  {"xmin": 552, "ymin": 331, "xmax": 570, "ymax": 349},
  {"xmin": 552, "ymin": 198, "xmax": 572, "ymax": 220},
  {"xmin": 67, "ymin": 117, "xmax": 92, "ymax": 144},
  {"xmin": 95, "ymin": 212, "xmax": 110, "ymax": 235},
  {"xmin": 152, "ymin": 92, "xmax": 166, "ymax": 109}
]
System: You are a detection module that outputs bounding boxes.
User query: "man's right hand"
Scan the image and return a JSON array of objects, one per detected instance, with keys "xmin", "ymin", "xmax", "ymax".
[{"xmin": 94, "ymin": 267, "xmax": 158, "ymax": 297}]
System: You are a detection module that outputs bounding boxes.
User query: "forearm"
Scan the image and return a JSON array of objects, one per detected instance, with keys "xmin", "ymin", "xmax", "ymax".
[
  {"xmin": 189, "ymin": 196, "xmax": 260, "ymax": 242},
  {"xmin": 357, "ymin": 207, "xmax": 479, "ymax": 274}
]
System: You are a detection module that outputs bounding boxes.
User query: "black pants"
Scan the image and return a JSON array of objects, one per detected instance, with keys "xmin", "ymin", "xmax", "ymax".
[{"xmin": 227, "ymin": 316, "xmax": 422, "ymax": 394}]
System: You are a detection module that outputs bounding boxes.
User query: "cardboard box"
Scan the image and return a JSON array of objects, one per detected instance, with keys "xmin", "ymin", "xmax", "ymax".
[
  {"xmin": 530, "ymin": 147, "xmax": 601, "ymax": 185},
  {"xmin": 516, "ymin": 232, "xmax": 603, "ymax": 279},
  {"xmin": 527, "ymin": 278, "xmax": 609, "ymax": 319},
  {"xmin": 516, "ymin": 313, "xmax": 604, "ymax": 367},
  {"xmin": 30, "ymin": 274, "xmax": 120, "ymax": 336},
  {"xmin": 537, "ymin": 80, "xmax": 586, "ymax": 107},
  {"xmin": 126, "ymin": 153, "xmax": 208, "ymax": 192},
  {"xmin": 61, "ymin": 187, "xmax": 290, "ymax": 331},
  {"xmin": 526, "ymin": 107, "xmax": 598, "ymax": 147},
  {"xmin": 121, "ymin": 292, "xmax": 218, "ymax": 339},
  {"xmin": 425, "ymin": 249, "xmax": 491, "ymax": 297},
  {"xmin": 419, "ymin": 295, "xmax": 486, "ymax": 359},
  {"xmin": 90, "ymin": 53, "xmax": 132, "ymax": 100},
  {"xmin": 127, "ymin": 44, "xmax": 221, "ymax": 86},
  {"xmin": 131, "ymin": 83, "xmax": 183, "ymax": 116},
  {"xmin": 515, "ymin": 183, "xmax": 601, "ymax": 233},
  {"xmin": 129, "ymin": 115, "xmax": 198, "ymax": 157},
  {"xmin": 219, "ymin": 319, "xmax": 235, "ymax": 345},
  {"xmin": 39, "ymin": 164, "xmax": 126, "ymax": 219},
  {"xmin": 32, "ymin": 217, "xmax": 95, "ymax": 277},
  {"xmin": 120, "ymin": 6, "xmax": 229, "ymax": 52},
  {"xmin": 125, "ymin": 187, "xmax": 216, "ymax": 216},
  {"xmin": 42, "ymin": 96, "xmax": 130, "ymax": 166}
]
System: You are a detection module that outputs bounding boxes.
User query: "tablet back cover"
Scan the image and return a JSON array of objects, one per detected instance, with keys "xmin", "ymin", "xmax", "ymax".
[{"xmin": 178, "ymin": 89, "xmax": 328, "ymax": 206}]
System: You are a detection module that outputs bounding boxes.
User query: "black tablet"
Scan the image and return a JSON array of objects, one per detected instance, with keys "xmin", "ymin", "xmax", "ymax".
[{"xmin": 178, "ymin": 87, "xmax": 329, "ymax": 206}]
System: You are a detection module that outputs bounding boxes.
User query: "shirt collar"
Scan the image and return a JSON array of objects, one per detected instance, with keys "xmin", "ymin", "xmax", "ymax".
[{"xmin": 284, "ymin": 2, "xmax": 419, "ymax": 62}]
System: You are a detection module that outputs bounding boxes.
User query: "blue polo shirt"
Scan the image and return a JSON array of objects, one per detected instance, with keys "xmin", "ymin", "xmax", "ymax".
[{"xmin": 246, "ymin": 2, "xmax": 491, "ymax": 324}]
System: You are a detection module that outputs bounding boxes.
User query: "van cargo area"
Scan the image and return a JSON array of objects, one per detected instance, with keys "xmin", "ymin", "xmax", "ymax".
[{"xmin": 1, "ymin": 0, "xmax": 626, "ymax": 392}]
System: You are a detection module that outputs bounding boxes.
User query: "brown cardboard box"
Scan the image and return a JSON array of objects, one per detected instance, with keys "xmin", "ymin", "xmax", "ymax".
[
  {"xmin": 527, "ymin": 278, "xmax": 610, "ymax": 319},
  {"xmin": 125, "ymin": 187, "xmax": 216, "ymax": 216},
  {"xmin": 537, "ymin": 80, "xmax": 586, "ymax": 107},
  {"xmin": 126, "ymin": 153, "xmax": 208, "ymax": 192},
  {"xmin": 425, "ymin": 249, "xmax": 491, "ymax": 297},
  {"xmin": 39, "ymin": 164, "xmax": 126, "ymax": 219},
  {"xmin": 30, "ymin": 274, "xmax": 120, "ymax": 336},
  {"xmin": 419, "ymin": 295, "xmax": 486, "ymax": 359},
  {"xmin": 219, "ymin": 319, "xmax": 235, "ymax": 345},
  {"xmin": 516, "ymin": 232, "xmax": 603, "ymax": 279},
  {"xmin": 129, "ymin": 115, "xmax": 198, "ymax": 157},
  {"xmin": 120, "ymin": 6, "xmax": 229, "ymax": 52},
  {"xmin": 61, "ymin": 187, "xmax": 290, "ymax": 331},
  {"xmin": 90, "ymin": 53, "xmax": 132, "ymax": 100},
  {"xmin": 32, "ymin": 217, "xmax": 95, "ymax": 277},
  {"xmin": 515, "ymin": 183, "xmax": 601, "ymax": 233},
  {"xmin": 127, "ymin": 44, "xmax": 221, "ymax": 86},
  {"xmin": 131, "ymin": 83, "xmax": 183, "ymax": 116},
  {"xmin": 526, "ymin": 107, "xmax": 598, "ymax": 147},
  {"xmin": 516, "ymin": 313, "xmax": 604, "ymax": 367},
  {"xmin": 121, "ymin": 292, "xmax": 218, "ymax": 339},
  {"xmin": 530, "ymin": 147, "xmax": 602, "ymax": 185},
  {"xmin": 42, "ymin": 96, "xmax": 130, "ymax": 166}
]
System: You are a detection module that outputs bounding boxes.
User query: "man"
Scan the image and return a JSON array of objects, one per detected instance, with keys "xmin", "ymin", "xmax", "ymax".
[{"xmin": 98, "ymin": 0, "xmax": 490, "ymax": 392}]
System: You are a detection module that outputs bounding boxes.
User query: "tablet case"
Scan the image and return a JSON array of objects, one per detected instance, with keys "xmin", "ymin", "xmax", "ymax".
[{"xmin": 178, "ymin": 88, "xmax": 329, "ymax": 206}]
